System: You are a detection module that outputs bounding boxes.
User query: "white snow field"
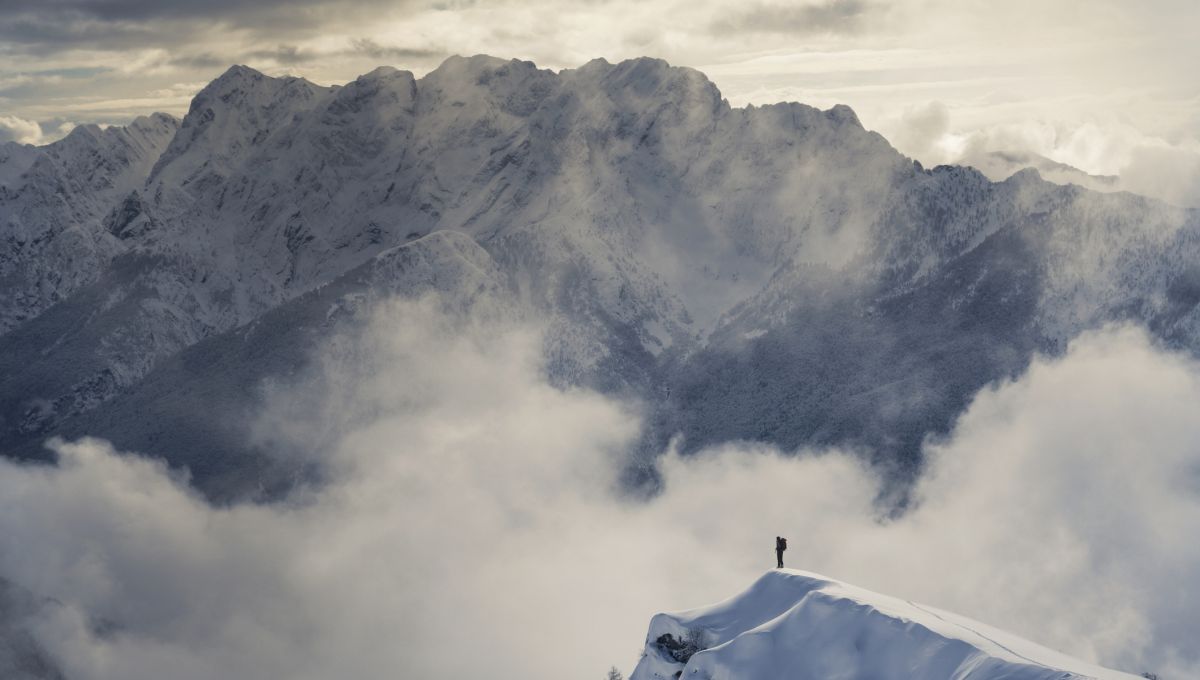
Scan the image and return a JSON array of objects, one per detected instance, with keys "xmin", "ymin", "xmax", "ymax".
[{"xmin": 632, "ymin": 570, "xmax": 1140, "ymax": 680}]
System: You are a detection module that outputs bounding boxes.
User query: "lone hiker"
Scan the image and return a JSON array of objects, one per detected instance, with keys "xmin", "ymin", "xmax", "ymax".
[{"xmin": 775, "ymin": 536, "xmax": 787, "ymax": 568}]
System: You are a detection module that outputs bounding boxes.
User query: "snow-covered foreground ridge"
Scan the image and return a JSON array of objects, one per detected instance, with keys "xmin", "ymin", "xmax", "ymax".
[{"xmin": 632, "ymin": 570, "xmax": 1139, "ymax": 680}]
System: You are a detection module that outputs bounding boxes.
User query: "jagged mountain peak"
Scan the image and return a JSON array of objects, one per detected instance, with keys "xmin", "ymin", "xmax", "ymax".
[
  {"xmin": 148, "ymin": 66, "xmax": 328, "ymax": 188},
  {"xmin": 567, "ymin": 55, "xmax": 725, "ymax": 114},
  {"xmin": 209, "ymin": 63, "xmax": 269, "ymax": 87},
  {"xmin": 355, "ymin": 65, "xmax": 411, "ymax": 82},
  {"xmin": 0, "ymin": 103, "xmax": 180, "ymax": 336},
  {"xmin": 415, "ymin": 54, "xmax": 558, "ymax": 118},
  {"xmin": 602, "ymin": 55, "xmax": 715, "ymax": 92},
  {"xmin": 322, "ymin": 67, "xmax": 418, "ymax": 123},
  {"xmin": 571, "ymin": 55, "xmax": 700, "ymax": 82},
  {"xmin": 426, "ymin": 53, "xmax": 536, "ymax": 78},
  {"xmin": 1005, "ymin": 165, "xmax": 1045, "ymax": 185},
  {"xmin": 59, "ymin": 122, "xmax": 104, "ymax": 142},
  {"xmin": 419, "ymin": 54, "xmax": 550, "ymax": 97},
  {"xmin": 825, "ymin": 101, "xmax": 862, "ymax": 128},
  {"xmin": 129, "ymin": 111, "xmax": 181, "ymax": 132},
  {"xmin": 40, "ymin": 115, "xmax": 178, "ymax": 164},
  {"xmin": 182, "ymin": 63, "xmax": 308, "ymax": 113},
  {"xmin": 183, "ymin": 63, "xmax": 325, "ymax": 123},
  {"xmin": 25, "ymin": 114, "xmax": 179, "ymax": 194},
  {"xmin": 3, "ymin": 54, "xmax": 1199, "ymax": 506}
]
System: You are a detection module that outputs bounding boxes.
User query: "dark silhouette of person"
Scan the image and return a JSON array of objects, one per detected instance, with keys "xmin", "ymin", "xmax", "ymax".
[{"xmin": 775, "ymin": 536, "xmax": 787, "ymax": 568}]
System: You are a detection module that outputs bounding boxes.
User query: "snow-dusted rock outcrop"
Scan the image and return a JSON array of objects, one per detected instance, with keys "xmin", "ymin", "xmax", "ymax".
[{"xmin": 632, "ymin": 570, "xmax": 1139, "ymax": 680}]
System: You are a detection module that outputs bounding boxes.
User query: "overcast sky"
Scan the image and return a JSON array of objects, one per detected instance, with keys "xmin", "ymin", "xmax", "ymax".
[{"xmin": 1, "ymin": 0, "xmax": 1198, "ymax": 199}]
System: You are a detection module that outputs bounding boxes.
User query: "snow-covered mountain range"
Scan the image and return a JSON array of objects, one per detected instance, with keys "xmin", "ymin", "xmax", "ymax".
[
  {"xmin": 632, "ymin": 570, "xmax": 1141, "ymax": 680},
  {"xmin": 2, "ymin": 55, "xmax": 1199, "ymax": 497}
]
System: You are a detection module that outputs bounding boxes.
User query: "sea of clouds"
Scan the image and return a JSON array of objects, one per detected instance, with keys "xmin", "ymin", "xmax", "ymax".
[{"xmin": 1, "ymin": 298, "xmax": 1197, "ymax": 679}]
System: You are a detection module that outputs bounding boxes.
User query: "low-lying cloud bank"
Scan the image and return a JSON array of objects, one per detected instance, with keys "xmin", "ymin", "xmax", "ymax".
[{"xmin": 1, "ymin": 300, "xmax": 1197, "ymax": 679}]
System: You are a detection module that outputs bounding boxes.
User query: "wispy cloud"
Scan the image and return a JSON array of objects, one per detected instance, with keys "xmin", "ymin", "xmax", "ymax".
[{"xmin": 710, "ymin": 0, "xmax": 875, "ymax": 36}]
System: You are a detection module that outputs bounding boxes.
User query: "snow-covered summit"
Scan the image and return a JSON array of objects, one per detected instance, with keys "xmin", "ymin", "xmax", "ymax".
[{"xmin": 632, "ymin": 570, "xmax": 1140, "ymax": 680}]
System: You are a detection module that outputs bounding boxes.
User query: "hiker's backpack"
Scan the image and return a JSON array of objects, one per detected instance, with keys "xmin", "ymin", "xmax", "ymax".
[{"xmin": 780, "ymin": 538, "xmax": 787, "ymax": 551}]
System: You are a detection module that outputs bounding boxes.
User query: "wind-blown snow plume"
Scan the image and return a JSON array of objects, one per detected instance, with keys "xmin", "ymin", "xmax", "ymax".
[{"xmin": 0, "ymin": 301, "xmax": 1197, "ymax": 679}]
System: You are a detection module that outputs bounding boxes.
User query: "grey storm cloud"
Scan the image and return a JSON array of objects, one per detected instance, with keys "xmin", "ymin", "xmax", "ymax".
[
  {"xmin": 0, "ymin": 0, "xmax": 388, "ymax": 25},
  {"xmin": 0, "ymin": 0, "xmax": 420, "ymax": 54},
  {"xmin": 0, "ymin": 13, "xmax": 169, "ymax": 54},
  {"xmin": 711, "ymin": 0, "xmax": 873, "ymax": 36},
  {"xmin": 238, "ymin": 39, "xmax": 442, "ymax": 67},
  {"xmin": 349, "ymin": 37, "xmax": 444, "ymax": 61},
  {"xmin": 165, "ymin": 53, "xmax": 233, "ymax": 70}
]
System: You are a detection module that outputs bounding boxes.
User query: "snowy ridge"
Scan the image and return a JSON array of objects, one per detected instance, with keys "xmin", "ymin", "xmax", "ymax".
[
  {"xmin": 0, "ymin": 113, "xmax": 179, "ymax": 332},
  {"xmin": 632, "ymin": 570, "xmax": 1139, "ymax": 680}
]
